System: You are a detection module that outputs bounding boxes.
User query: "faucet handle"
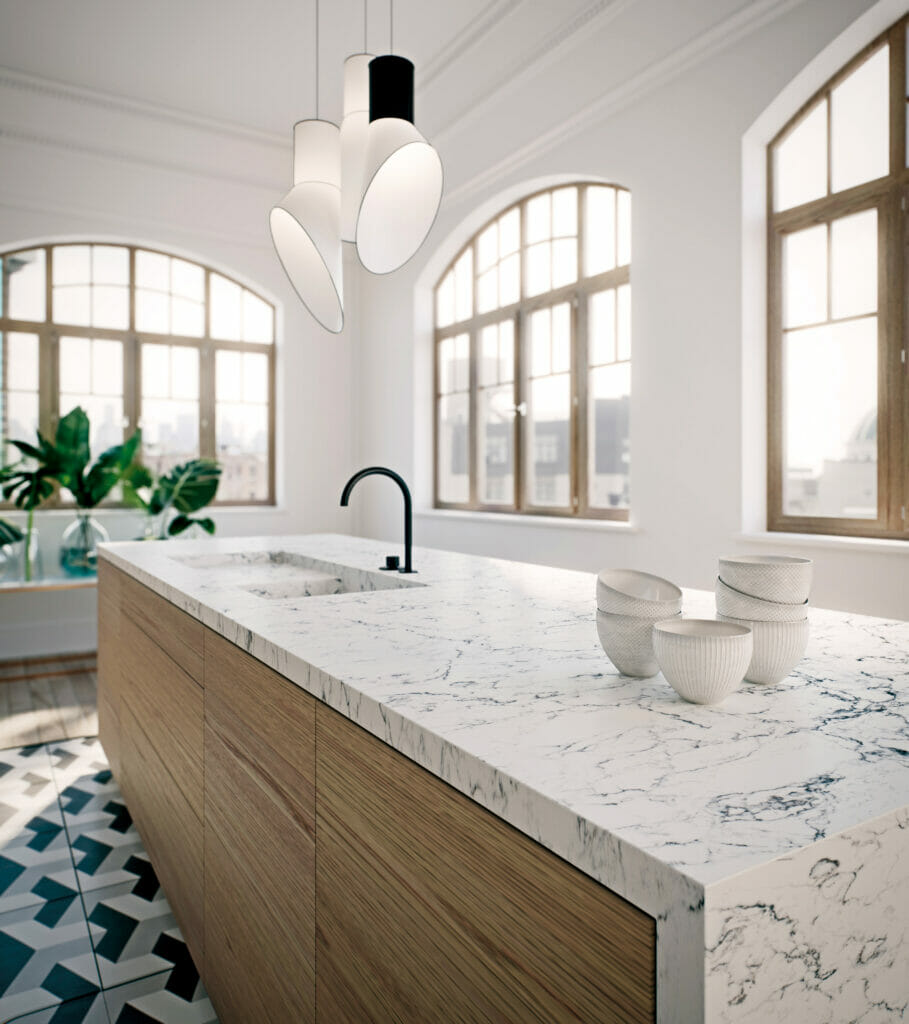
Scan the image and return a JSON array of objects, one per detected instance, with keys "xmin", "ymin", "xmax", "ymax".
[{"xmin": 381, "ymin": 555, "xmax": 400, "ymax": 571}]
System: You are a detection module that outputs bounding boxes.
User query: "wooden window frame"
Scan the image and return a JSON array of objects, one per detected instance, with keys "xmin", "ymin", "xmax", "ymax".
[
  {"xmin": 767, "ymin": 19, "xmax": 909, "ymax": 539},
  {"xmin": 0, "ymin": 242, "xmax": 277, "ymax": 507},
  {"xmin": 433, "ymin": 182, "xmax": 632, "ymax": 521}
]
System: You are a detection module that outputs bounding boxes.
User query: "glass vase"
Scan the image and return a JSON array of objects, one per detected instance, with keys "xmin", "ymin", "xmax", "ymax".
[
  {"xmin": 4, "ymin": 530, "xmax": 44, "ymax": 583},
  {"xmin": 60, "ymin": 512, "xmax": 109, "ymax": 577}
]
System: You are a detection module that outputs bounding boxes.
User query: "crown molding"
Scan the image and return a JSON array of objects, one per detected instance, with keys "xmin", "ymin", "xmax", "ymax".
[
  {"xmin": 0, "ymin": 123, "xmax": 285, "ymax": 193},
  {"xmin": 430, "ymin": 0, "xmax": 639, "ymax": 143},
  {"xmin": 442, "ymin": 0, "xmax": 809, "ymax": 207},
  {"xmin": 0, "ymin": 190, "xmax": 272, "ymax": 251},
  {"xmin": 418, "ymin": 0, "xmax": 525, "ymax": 88},
  {"xmin": 0, "ymin": 65, "xmax": 287, "ymax": 149}
]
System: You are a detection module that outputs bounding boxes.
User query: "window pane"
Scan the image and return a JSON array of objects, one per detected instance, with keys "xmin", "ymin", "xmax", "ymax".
[
  {"xmin": 477, "ymin": 223, "xmax": 498, "ymax": 272},
  {"xmin": 242, "ymin": 352, "xmax": 269, "ymax": 404},
  {"xmin": 58, "ymin": 393, "xmax": 123, "ymax": 456},
  {"xmin": 617, "ymin": 284, "xmax": 631, "ymax": 361},
  {"xmin": 831, "ymin": 209, "xmax": 877, "ymax": 319},
  {"xmin": 91, "ymin": 339, "xmax": 122, "ymax": 396},
  {"xmin": 589, "ymin": 362, "xmax": 630, "ymax": 510},
  {"xmin": 53, "ymin": 246, "xmax": 90, "ymax": 286},
  {"xmin": 589, "ymin": 289, "xmax": 616, "ymax": 365},
  {"xmin": 136, "ymin": 250, "xmax": 169, "ymax": 290},
  {"xmin": 454, "ymin": 250, "xmax": 473, "ymax": 322},
  {"xmin": 478, "ymin": 385, "xmax": 514, "ymax": 506},
  {"xmin": 526, "ymin": 375, "xmax": 571, "ymax": 508},
  {"xmin": 243, "ymin": 291, "xmax": 274, "ymax": 343},
  {"xmin": 53, "ymin": 286, "xmax": 91, "ymax": 326},
  {"xmin": 136, "ymin": 288, "xmax": 169, "ymax": 333},
  {"xmin": 210, "ymin": 274, "xmax": 242, "ymax": 340},
  {"xmin": 92, "ymin": 246, "xmax": 128, "ymax": 285},
  {"xmin": 479, "ymin": 324, "xmax": 499, "ymax": 388},
  {"xmin": 499, "ymin": 254, "xmax": 520, "ymax": 306},
  {"xmin": 585, "ymin": 187, "xmax": 615, "ymax": 275},
  {"xmin": 59, "ymin": 336, "xmax": 91, "ymax": 393},
  {"xmin": 617, "ymin": 190, "xmax": 632, "ymax": 267},
  {"xmin": 499, "ymin": 208, "xmax": 520, "ymax": 255},
  {"xmin": 526, "ymin": 194, "xmax": 551, "ymax": 244},
  {"xmin": 783, "ymin": 225, "xmax": 827, "ymax": 328},
  {"xmin": 774, "ymin": 101, "xmax": 827, "ymax": 211},
  {"xmin": 551, "ymin": 302, "xmax": 571, "ymax": 374},
  {"xmin": 552, "ymin": 238, "xmax": 577, "ymax": 288},
  {"xmin": 530, "ymin": 309, "xmax": 551, "ymax": 377},
  {"xmin": 552, "ymin": 187, "xmax": 577, "ymax": 237},
  {"xmin": 92, "ymin": 285, "xmax": 129, "ymax": 329},
  {"xmin": 216, "ymin": 348, "xmax": 269, "ymax": 502},
  {"xmin": 477, "ymin": 268, "xmax": 498, "ymax": 315},
  {"xmin": 437, "ymin": 393, "xmax": 469, "ymax": 503},
  {"xmin": 783, "ymin": 318, "xmax": 877, "ymax": 519},
  {"xmin": 1, "ymin": 332, "xmax": 40, "ymax": 461},
  {"xmin": 59, "ymin": 337, "xmax": 124, "ymax": 456},
  {"xmin": 526, "ymin": 242, "xmax": 551, "ymax": 297},
  {"xmin": 171, "ymin": 297, "xmax": 204, "ymax": 337},
  {"xmin": 498, "ymin": 319, "xmax": 514, "ymax": 383},
  {"xmin": 436, "ymin": 271, "xmax": 454, "ymax": 328},
  {"xmin": 7, "ymin": 249, "xmax": 46, "ymax": 321},
  {"xmin": 831, "ymin": 46, "xmax": 888, "ymax": 193},
  {"xmin": 140, "ymin": 343, "xmax": 200, "ymax": 476},
  {"xmin": 171, "ymin": 259, "xmax": 204, "ymax": 300},
  {"xmin": 216, "ymin": 349, "xmax": 242, "ymax": 402}
]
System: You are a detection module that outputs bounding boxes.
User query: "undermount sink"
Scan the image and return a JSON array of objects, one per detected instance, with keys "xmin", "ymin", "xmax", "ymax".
[{"xmin": 169, "ymin": 550, "xmax": 423, "ymax": 598}]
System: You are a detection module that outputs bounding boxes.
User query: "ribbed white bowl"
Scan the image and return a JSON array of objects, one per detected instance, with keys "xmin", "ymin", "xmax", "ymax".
[
  {"xmin": 715, "ymin": 577, "xmax": 808, "ymax": 623},
  {"xmin": 596, "ymin": 610, "xmax": 680, "ymax": 678},
  {"xmin": 652, "ymin": 618, "xmax": 752, "ymax": 705},
  {"xmin": 718, "ymin": 555, "xmax": 812, "ymax": 604},
  {"xmin": 596, "ymin": 568, "xmax": 682, "ymax": 618},
  {"xmin": 717, "ymin": 614, "xmax": 810, "ymax": 685}
]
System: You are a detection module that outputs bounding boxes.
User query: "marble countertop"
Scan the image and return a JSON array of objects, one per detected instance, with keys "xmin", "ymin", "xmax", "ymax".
[{"xmin": 99, "ymin": 533, "xmax": 909, "ymax": 1022}]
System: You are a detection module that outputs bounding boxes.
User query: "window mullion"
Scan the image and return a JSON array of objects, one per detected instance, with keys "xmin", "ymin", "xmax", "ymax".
[
  {"xmin": 514, "ymin": 308, "xmax": 525, "ymax": 512},
  {"xmin": 468, "ymin": 324, "xmax": 478, "ymax": 509}
]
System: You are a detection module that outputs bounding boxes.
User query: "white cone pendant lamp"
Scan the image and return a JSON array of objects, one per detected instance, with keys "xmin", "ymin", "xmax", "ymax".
[
  {"xmin": 270, "ymin": 119, "xmax": 344, "ymax": 333},
  {"xmin": 340, "ymin": 54, "xmax": 373, "ymax": 243},
  {"xmin": 356, "ymin": 55, "xmax": 443, "ymax": 274}
]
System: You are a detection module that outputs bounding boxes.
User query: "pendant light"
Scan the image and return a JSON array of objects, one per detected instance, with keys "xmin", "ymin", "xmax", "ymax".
[
  {"xmin": 340, "ymin": 53, "xmax": 374, "ymax": 243},
  {"xmin": 355, "ymin": 3, "xmax": 443, "ymax": 274},
  {"xmin": 269, "ymin": 0, "xmax": 344, "ymax": 333}
]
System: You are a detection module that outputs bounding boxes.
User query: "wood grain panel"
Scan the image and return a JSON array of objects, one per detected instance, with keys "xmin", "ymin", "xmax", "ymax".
[
  {"xmin": 203, "ymin": 630, "xmax": 316, "ymax": 1024},
  {"xmin": 119, "ymin": 614, "xmax": 203, "ymax": 818},
  {"xmin": 316, "ymin": 705, "xmax": 656, "ymax": 1024},
  {"xmin": 119, "ymin": 569, "xmax": 204, "ymax": 685},
  {"xmin": 97, "ymin": 692, "xmax": 120, "ymax": 779},
  {"xmin": 120, "ymin": 705, "xmax": 203, "ymax": 963},
  {"xmin": 97, "ymin": 561, "xmax": 121, "ymax": 775}
]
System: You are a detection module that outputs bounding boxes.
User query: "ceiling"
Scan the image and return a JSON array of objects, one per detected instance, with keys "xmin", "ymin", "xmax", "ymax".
[{"xmin": 0, "ymin": 0, "xmax": 789, "ymax": 141}]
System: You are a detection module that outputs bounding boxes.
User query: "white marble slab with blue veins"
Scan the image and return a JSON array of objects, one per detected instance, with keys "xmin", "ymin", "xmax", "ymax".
[{"xmin": 99, "ymin": 533, "xmax": 909, "ymax": 1023}]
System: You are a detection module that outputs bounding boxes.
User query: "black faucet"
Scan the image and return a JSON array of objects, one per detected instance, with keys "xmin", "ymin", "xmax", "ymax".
[{"xmin": 340, "ymin": 466, "xmax": 415, "ymax": 574}]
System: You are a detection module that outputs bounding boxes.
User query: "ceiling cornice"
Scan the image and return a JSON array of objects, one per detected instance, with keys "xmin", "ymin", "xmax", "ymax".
[
  {"xmin": 430, "ymin": 0, "xmax": 639, "ymax": 143},
  {"xmin": 0, "ymin": 66, "xmax": 287, "ymax": 149},
  {"xmin": 418, "ymin": 0, "xmax": 525, "ymax": 88},
  {"xmin": 442, "ymin": 0, "xmax": 810, "ymax": 208}
]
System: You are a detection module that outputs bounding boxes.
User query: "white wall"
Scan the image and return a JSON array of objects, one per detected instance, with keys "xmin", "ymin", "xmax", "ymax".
[
  {"xmin": 351, "ymin": 0, "xmax": 909, "ymax": 621},
  {"xmin": 0, "ymin": 72, "xmax": 359, "ymax": 657}
]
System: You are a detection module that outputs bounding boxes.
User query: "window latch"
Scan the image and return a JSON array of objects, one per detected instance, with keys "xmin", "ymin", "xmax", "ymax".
[{"xmin": 511, "ymin": 402, "xmax": 527, "ymax": 416}]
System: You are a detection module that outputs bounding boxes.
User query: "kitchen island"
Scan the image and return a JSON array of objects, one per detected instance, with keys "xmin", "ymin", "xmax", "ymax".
[{"xmin": 96, "ymin": 534, "xmax": 909, "ymax": 1023}]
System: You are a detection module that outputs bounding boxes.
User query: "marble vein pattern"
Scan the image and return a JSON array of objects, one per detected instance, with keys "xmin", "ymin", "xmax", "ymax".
[{"xmin": 99, "ymin": 534, "xmax": 909, "ymax": 1023}]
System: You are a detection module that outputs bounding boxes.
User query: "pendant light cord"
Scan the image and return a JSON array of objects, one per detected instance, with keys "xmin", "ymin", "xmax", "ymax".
[
  {"xmin": 390, "ymin": 0, "xmax": 393, "ymax": 53},
  {"xmin": 364, "ymin": 0, "xmax": 367, "ymax": 52},
  {"xmin": 315, "ymin": 0, "xmax": 320, "ymax": 117}
]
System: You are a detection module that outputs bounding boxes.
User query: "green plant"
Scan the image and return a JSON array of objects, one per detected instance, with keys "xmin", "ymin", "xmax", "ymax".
[
  {"xmin": 0, "ymin": 462, "xmax": 54, "ymax": 581},
  {"xmin": 0, "ymin": 517, "xmax": 24, "ymax": 546},
  {"xmin": 124, "ymin": 458, "xmax": 222, "ymax": 538}
]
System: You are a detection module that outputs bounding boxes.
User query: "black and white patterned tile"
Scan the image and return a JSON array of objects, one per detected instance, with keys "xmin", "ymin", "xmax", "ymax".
[{"xmin": 0, "ymin": 740, "xmax": 218, "ymax": 1024}]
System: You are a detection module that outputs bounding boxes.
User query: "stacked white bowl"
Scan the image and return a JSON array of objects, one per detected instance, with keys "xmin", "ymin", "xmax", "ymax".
[
  {"xmin": 596, "ymin": 569, "xmax": 682, "ymax": 678},
  {"xmin": 715, "ymin": 555, "xmax": 812, "ymax": 684}
]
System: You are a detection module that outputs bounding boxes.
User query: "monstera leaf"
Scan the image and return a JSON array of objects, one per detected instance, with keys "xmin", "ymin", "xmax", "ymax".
[
  {"xmin": 150, "ymin": 459, "xmax": 222, "ymax": 516},
  {"xmin": 0, "ymin": 518, "xmax": 24, "ymax": 546},
  {"xmin": 48, "ymin": 408, "xmax": 143, "ymax": 508}
]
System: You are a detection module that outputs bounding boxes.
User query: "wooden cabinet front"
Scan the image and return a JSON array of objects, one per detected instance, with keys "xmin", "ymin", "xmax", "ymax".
[
  {"xmin": 315, "ymin": 704, "xmax": 656, "ymax": 1024},
  {"xmin": 203, "ymin": 631, "xmax": 317, "ymax": 1024}
]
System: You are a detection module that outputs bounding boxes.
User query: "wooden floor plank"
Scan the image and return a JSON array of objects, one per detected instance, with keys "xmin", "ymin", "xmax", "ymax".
[{"xmin": 1, "ymin": 680, "xmax": 44, "ymax": 747}]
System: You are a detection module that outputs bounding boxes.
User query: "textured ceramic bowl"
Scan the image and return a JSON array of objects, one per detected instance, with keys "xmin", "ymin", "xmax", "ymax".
[
  {"xmin": 718, "ymin": 555, "xmax": 812, "ymax": 604},
  {"xmin": 715, "ymin": 577, "xmax": 808, "ymax": 623},
  {"xmin": 596, "ymin": 569, "xmax": 682, "ymax": 618},
  {"xmin": 596, "ymin": 610, "xmax": 680, "ymax": 678},
  {"xmin": 652, "ymin": 618, "xmax": 752, "ymax": 705},
  {"xmin": 717, "ymin": 614, "xmax": 810, "ymax": 685}
]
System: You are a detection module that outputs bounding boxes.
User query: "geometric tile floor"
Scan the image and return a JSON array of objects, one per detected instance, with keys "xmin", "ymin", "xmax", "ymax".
[{"xmin": 0, "ymin": 739, "xmax": 218, "ymax": 1023}]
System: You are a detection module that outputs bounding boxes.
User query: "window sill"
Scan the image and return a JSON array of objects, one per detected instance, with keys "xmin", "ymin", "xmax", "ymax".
[
  {"xmin": 416, "ymin": 507, "xmax": 640, "ymax": 534},
  {"xmin": 736, "ymin": 531, "xmax": 909, "ymax": 556}
]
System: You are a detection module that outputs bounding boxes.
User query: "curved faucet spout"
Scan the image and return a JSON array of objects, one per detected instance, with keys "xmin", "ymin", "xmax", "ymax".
[{"xmin": 340, "ymin": 466, "xmax": 414, "ymax": 573}]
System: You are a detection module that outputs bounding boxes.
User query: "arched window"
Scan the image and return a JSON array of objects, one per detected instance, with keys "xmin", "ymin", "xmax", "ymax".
[
  {"xmin": 0, "ymin": 243, "xmax": 275, "ymax": 504},
  {"xmin": 434, "ymin": 183, "xmax": 631, "ymax": 519},
  {"xmin": 768, "ymin": 18, "xmax": 906, "ymax": 539}
]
